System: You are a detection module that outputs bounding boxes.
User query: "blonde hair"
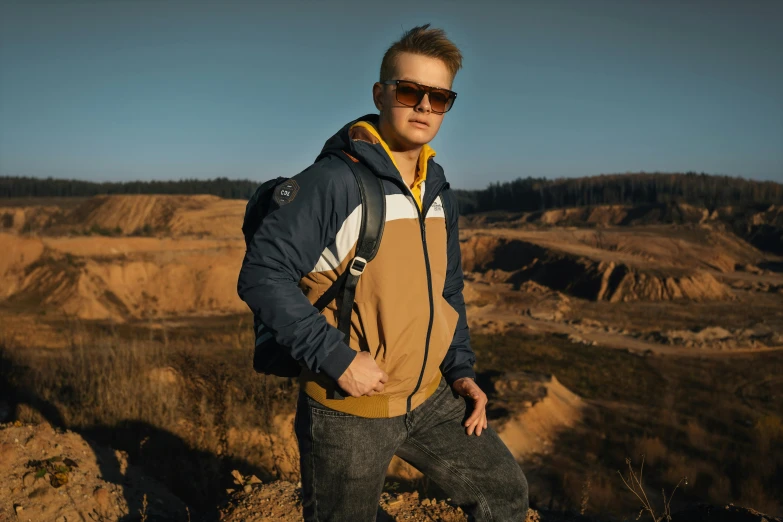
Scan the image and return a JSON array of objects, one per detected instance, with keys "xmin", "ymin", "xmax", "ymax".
[{"xmin": 379, "ymin": 24, "xmax": 463, "ymax": 85}]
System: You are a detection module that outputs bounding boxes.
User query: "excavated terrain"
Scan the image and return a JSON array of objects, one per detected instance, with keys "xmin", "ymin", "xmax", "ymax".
[{"xmin": 1, "ymin": 195, "xmax": 782, "ymax": 520}]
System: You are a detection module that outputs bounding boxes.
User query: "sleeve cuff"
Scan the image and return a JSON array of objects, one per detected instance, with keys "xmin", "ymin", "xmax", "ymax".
[
  {"xmin": 443, "ymin": 366, "xmax": 476, "ymax": 387},
  {"xmin": 318, "ymin": 343, "xmax": 357, "ymax": 382}
]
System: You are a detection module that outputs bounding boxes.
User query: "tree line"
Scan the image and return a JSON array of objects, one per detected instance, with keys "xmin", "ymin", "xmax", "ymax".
[
  {"xmin": 0, "ymin": 176, "xmax": 258, "ymax": 200},
  {"xmin": 2, "ymin": 172, "xmax": 781, "ymax": 213},
  {"xmin": 453, "ymin": 172, "xmax": 782, "ymax": 214}
]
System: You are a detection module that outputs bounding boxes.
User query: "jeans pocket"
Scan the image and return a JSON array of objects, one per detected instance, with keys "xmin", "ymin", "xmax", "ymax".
[{"xmin": 306, "ymin": 395, "xmax": 355, "ymax": 418}]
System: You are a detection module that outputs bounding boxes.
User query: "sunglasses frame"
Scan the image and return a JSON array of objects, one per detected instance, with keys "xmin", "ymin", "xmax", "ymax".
[{"xmin": 380, "ymin": 79, "xmax": 458, "ymax": 114}]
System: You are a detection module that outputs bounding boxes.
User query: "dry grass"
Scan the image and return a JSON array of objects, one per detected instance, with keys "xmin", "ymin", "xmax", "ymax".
[
  {"xmin": 472, "ymin": 331, "xmax": 783, "ymax": 518},
  {"xmin": 1, "ymin": 322, "xmax": 300, "ymax": 513},
  {"xmin": 4, "ymin": 322, "xmax": 783, "ymax": 518},
  {"xmin": 617, "ymin": 455, "xmax": 686, "ymax": 522}
]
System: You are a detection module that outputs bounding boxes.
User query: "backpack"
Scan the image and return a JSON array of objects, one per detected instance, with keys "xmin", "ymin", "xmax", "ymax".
[{"xmin": 241, "ymin": 150, "xmax": 386, "ymax": 397}]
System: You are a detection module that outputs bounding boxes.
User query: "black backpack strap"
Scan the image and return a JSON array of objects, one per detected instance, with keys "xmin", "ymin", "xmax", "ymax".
[
  {"xmin": 310, "ymin": 152, "xmax": 385, "ymax": 312},
  {"xmin": 320, "ymin": 151, "xmax": 385, "ymax": 399},
  {"xmin": 335, "ymin": 150, "xmax": 385, "ymax": 335}
]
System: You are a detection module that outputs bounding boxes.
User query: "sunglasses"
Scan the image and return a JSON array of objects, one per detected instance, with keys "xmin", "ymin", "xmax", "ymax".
[{"xmin": 380, "ymin": 80, "xmax": 458, "ymax": 114}]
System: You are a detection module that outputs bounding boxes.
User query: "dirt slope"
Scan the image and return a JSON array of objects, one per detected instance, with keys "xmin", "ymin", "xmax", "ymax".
[
  {"xmin": 2, "ymin": 196, "xmax": 781, "ymax": 344},
  {"xmin": 494, "ymin": 373, "xmax": 585, "ymax": 459},
  {"xmin": 461, "ymin": 232, "xmax": 736, "ymax": 303},
  {"xmin": 3, "ymin": 194, "xmax": 246, "ymax": 238},
  {"xmin": 462, "ymin": 202, "xmax": 782, "ymax": 229},
  {"xmin": 0, "ymin": 205, "xmax": 63, "ymax": 234},
  {"xmin": 1, "ymin": 235, "xmax": 247, "ymax": 322}
]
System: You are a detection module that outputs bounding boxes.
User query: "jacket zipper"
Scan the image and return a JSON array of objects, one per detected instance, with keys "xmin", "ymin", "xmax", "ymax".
[
  {"xmin": 349, "ymin": 150, "xmax": 448, "ymax": 411},
  {"xmin": 405, "ymin": 184, "xmax": 445, "ymax": 413}
]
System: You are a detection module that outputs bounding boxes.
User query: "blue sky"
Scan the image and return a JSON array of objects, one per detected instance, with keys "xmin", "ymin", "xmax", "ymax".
[{"xmin": 1, "ymin": 0, "xmax": 781, "ymax": 190}]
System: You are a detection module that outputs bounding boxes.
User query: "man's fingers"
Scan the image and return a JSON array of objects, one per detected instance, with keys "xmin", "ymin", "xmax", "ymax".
[
  {"xmin": 469, "ymin": 413, "xmax": 483, "ymax": 436},
  {"xmin": 468, "ymin": 413, "xmax": 487, "ymax": 436},
  {"xmin": 476, "ymin": 413, "xmax": 488, "ymax": 436},
  {"xmin": 465, "ymin": 404, "xmax": 489, "ymax": 436},
  {"xmin": 464, "ymin": 413, "xmax": 480, "ymax": 428}
]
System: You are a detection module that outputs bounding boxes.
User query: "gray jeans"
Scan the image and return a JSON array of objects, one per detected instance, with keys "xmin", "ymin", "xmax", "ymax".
[{"xmin": 295, "ymin": 376, "xmax": 529, "ymax": 521}]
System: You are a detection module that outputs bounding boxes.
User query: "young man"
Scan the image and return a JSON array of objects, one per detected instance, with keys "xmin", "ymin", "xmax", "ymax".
[{"xmin": 237, "ymin": 24, "xmax": 528, "ymax": 521}]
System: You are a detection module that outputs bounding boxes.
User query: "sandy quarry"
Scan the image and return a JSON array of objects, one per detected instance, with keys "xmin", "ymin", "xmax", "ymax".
[
  {"xmin": 2, "ymin": 195, "xmax": 782, "ymax": 354},
  {"xmin": 2, "ymin": 195, "xmax": 782, "ymax": 520}
]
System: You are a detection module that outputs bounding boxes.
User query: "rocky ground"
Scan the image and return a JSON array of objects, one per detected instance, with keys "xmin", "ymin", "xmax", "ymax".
[
  {"xmin": 0, "ymin": 422, "xmax": 188, "ymax": 521},
  {"xmin": 0, "ymin": 421, "xmax": 543, "ymax": 522},
  {"xmin": 2, "ymin": 422, "xmax": 779, "ymax": 522}
]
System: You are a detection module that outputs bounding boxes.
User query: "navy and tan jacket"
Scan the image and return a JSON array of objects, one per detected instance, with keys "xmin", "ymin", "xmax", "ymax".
[{"xmin": 237, "ymin": 113, "xmax": 475, "ymax": 418}]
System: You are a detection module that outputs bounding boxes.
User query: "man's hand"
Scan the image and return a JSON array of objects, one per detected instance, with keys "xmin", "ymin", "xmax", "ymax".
[
  {"xmin": 336, "ymin": 351, "xmax": 389, "ymax": 397},
  {"xmin": 451, "ymin": 377, "xmax": 488, "ymax": 436}
]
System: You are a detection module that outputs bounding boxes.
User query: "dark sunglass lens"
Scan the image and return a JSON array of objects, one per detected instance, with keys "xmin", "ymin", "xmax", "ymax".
[
  {"xmin": 396, "ymin": 83, "xmax": 423, "ymax": 106},
  {"xmin": 429, "ymin": 91, "xmax": 451, "ymax": 112}
]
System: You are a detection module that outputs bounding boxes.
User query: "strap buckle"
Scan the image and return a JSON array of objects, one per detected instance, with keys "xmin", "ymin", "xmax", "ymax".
[{"xmin": 349, "ymin": 256, "xmax": 367, "ymax": 277}]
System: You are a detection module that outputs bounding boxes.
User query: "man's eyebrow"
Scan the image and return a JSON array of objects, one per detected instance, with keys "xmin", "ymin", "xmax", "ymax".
[{"xmin": 399, "ymin": 77, "xmax": 450, "ymax": 90}]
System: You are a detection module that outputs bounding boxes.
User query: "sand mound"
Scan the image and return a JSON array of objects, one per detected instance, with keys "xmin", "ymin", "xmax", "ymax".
[
  {"xmin": 1, "ymin": 195, "xmax": 247, "ymax": 238},
  {"xmin": 463, "ymin": 203, "xmax": 714, "ymax": 229},
  {"xmin": 0, "ymin": 234, "xmax": 45, "ymax": 299},
  {"xmin": 0, "ymin": 422, "xmax": 187, "ymax": 521},
  {"xmin": 573, "ymin": 227, "xmax": 762, "ymax": 273},
  {"xmin": 587, "ymin": 262, "xmax": 732, "ymax": 302},
  {"xmin": 2, "ymin": 238, "xmax": 247, "ymax": 321},
  {"xmin": 61, "ymin": 194, "xmax": 214, "ymax": 233},
  {"xmin": 460, "ymin": 235, "xmax": 734, "ymax": 302},
  {"xmin": 56, "ymin": 194, "xmax": 245, "ymax": 237},
  {"xmin": 491, "ymin": 372, "xmax": 584, "ymax": 459},
  {"xmin": 462, "ymin": 202, "xmax": 783, "ymax": 257}
]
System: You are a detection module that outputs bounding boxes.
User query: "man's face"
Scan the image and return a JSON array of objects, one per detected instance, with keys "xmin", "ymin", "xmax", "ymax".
[{"xmin": 373, "ymin": 52, "xmax": 453, "ymax": 151}]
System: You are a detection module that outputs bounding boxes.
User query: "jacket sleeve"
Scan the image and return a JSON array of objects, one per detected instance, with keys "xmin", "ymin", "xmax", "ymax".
[
  {"xmin": 439, "ymin": 188, "xmax": 477, "ymax": 386},
  {"xmin": 237, "ymin": 158, "xmax": 358, "ymax": 382}
]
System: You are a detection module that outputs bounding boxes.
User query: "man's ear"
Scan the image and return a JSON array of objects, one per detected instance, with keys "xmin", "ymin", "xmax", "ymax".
[{"xmin": 372, "ymin": 83, "xmax": 383, "ymax": 111}]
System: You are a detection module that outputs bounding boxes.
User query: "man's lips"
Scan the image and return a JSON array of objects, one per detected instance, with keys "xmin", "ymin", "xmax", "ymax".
[{"xmin": 410, "ymin": 120, "xmax": 429, "ymax": 127}]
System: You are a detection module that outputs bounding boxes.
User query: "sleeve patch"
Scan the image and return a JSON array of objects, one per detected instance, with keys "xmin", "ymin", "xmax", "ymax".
[{"xmin": 273, "ymin": 179, "xmax": 300, "ymax": 206}]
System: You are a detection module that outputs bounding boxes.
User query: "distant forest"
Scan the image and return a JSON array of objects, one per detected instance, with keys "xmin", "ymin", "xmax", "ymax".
[
  {"xmin": 2, "ymin": 172, "xmax": 781, "ymax": 213},
  {"xmin": 0, "ymin": 176, "xmax": 257, "ymax": 200},
  {"xmin": 453, "ymin": 172, "xmax": 783, "ymax": 214}
]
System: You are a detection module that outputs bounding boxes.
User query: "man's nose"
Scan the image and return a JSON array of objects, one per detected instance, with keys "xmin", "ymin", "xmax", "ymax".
[{"xmin": 415, "ymin": 93, "xmax": 431, "ymax": 112}]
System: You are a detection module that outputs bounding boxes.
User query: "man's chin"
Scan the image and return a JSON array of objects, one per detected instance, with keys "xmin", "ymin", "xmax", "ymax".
[
  {"xmin": 400, "ymin": 133, "xmax": 432, "ymax": 148},
  {"xmin": 385, "ymin": 125, "xmax": 433, "ymax": 149}
]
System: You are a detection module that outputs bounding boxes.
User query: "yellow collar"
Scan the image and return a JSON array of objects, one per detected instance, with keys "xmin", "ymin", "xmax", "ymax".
[{"xmin": 349, "ymin": 121, "xmax": 436, "ymax": 189}]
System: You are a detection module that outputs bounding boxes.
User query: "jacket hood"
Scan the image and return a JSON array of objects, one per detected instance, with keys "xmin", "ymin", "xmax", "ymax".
[{"xmin": 316, "ymin": 113, "xmax": 445, "ymax": 191}]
